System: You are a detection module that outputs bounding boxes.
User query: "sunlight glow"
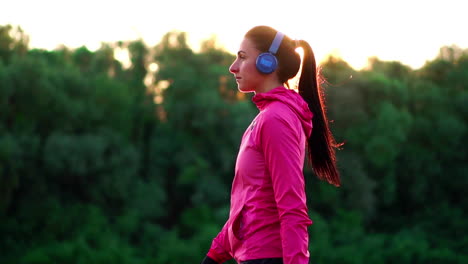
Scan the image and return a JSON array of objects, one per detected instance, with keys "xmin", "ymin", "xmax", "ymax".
[
  {"xmin": 114, "ymin": 48, "xmax": 131, "ymax": 69},
  {"xmin": 153, "ymin": 80, "xmax": 171, "ymax": 105},
  {"xmin": 149, "ymin": 63, "xmax": 159, "ymax": 72},
  {"xmin": 287, "ymin": 47, "xmax": 304, "ymax": 91},
  {"xmin": 1, "ymin": 0, "xmax": 466, "ymax": 70}
]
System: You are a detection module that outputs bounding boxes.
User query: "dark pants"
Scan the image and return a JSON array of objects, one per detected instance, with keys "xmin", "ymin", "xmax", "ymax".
[{"xmin": 240, "ymin": 258, "xmax": 283, "ymax": 264}]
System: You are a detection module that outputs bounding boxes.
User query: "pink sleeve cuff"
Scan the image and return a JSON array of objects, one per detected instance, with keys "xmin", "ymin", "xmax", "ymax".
[{"xmin": 207, "ymin": 248, "xmax": 232, "ymax": 263}]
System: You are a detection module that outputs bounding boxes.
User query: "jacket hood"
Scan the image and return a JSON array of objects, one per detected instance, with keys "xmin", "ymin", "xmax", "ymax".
[{"xmin": 252, "ymin": 86, "xmax": 313, "ymax": 137}]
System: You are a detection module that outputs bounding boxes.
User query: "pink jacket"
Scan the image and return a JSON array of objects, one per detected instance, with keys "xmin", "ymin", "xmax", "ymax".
[{"xmin": 207, "ymin": 86, "xmax": 313, "ymax": 264}]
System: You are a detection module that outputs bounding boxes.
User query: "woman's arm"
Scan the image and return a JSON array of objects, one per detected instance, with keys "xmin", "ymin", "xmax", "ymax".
[{"xmin": 260, "ymin": 110, "xmax": 313, "ymax": 264}]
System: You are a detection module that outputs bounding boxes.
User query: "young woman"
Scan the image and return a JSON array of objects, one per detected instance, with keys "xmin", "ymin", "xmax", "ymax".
[{"xmin": 201, "ymin": 25, "xmax": 341, "ymax": 264}]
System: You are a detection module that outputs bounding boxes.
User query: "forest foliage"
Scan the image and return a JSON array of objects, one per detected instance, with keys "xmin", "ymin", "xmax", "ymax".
[{"xmin": 0, "ymin": 24, "xmax": 467, "ymax": 263}]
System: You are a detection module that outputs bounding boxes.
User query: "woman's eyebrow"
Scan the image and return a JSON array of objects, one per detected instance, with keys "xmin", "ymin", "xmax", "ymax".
[{"xmin": 237, "ymin": 51, "xmax": 246, "ymax": 56}]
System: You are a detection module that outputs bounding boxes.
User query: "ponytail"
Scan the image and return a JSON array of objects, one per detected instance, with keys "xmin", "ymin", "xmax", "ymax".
[{"xmin": 297, "ymin": 40, "xmax": 341, "ymax": 187}]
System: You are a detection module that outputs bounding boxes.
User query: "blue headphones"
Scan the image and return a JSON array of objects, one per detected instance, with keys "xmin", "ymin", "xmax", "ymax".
[{"xmin": 256, "ymin": 31, "xmax": 285, "ymax": 74}]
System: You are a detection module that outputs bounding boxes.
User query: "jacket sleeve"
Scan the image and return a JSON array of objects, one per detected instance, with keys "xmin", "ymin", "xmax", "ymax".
[
  {"xmin": 259, "ymin": 110, "xmax": 313, "ymax": 264},
  {"xmin": 206, "ymin": 221, "xmax": 233, "ymax": 263}
]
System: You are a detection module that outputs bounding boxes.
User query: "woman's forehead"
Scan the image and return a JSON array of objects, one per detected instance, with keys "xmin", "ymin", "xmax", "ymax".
[{"xmin": 239, "ymin": 38, "xmax": 259, "ymax": 54}]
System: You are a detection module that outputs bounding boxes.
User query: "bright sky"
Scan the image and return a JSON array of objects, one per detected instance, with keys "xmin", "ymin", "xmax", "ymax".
[{"xmin": 2, "ymin": 0, "xmax": 467, "ymax": 70}]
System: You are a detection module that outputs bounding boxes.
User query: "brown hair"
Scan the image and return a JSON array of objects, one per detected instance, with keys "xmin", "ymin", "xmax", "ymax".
[{"xmin": 245, "ymin": 25, "xmax": 341, "ymax": 186}]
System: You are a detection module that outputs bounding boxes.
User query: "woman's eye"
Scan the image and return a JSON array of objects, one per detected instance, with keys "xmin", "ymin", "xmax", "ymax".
[{"xmin": 237, "ymin": 52, "xmax": 246, "ymax": 60}]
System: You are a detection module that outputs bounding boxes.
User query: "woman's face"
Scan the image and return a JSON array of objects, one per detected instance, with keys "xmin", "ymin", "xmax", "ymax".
[{"xmin": 229, "ymin": 38, "xmax": 266, "ymax": 93}]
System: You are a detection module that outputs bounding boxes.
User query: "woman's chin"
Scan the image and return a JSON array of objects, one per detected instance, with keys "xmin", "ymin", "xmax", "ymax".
[{"xmin": 238, "ymin": 86, "xmax": 254, "ymax": 93}]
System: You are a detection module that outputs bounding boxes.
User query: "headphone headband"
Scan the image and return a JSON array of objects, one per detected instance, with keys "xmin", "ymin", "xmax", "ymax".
[{"xmin": 268, "ymin": 32, "xmax": 285, "ymax": 54}]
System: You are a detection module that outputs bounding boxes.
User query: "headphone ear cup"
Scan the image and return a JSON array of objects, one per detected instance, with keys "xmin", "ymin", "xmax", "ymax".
[{"xmin": 256, "ymin": 52, "xmax": 278, "ymax": 74}]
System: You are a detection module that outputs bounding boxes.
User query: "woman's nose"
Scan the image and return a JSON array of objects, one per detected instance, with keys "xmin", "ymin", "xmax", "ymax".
[{"xmin": 229, "ymin": 60, "xmax": 239, "ymax": 74}]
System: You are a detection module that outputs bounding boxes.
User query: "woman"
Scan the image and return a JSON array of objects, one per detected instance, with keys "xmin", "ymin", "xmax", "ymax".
[{"xmin": 201, "ymin": 25, "xmax": 341, "ymax": 264}]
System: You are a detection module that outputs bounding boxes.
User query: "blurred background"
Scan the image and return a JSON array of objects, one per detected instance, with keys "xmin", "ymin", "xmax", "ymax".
[{"xmin": 0, "ymin": 0, "xmax": 467, "ymax": 263}]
